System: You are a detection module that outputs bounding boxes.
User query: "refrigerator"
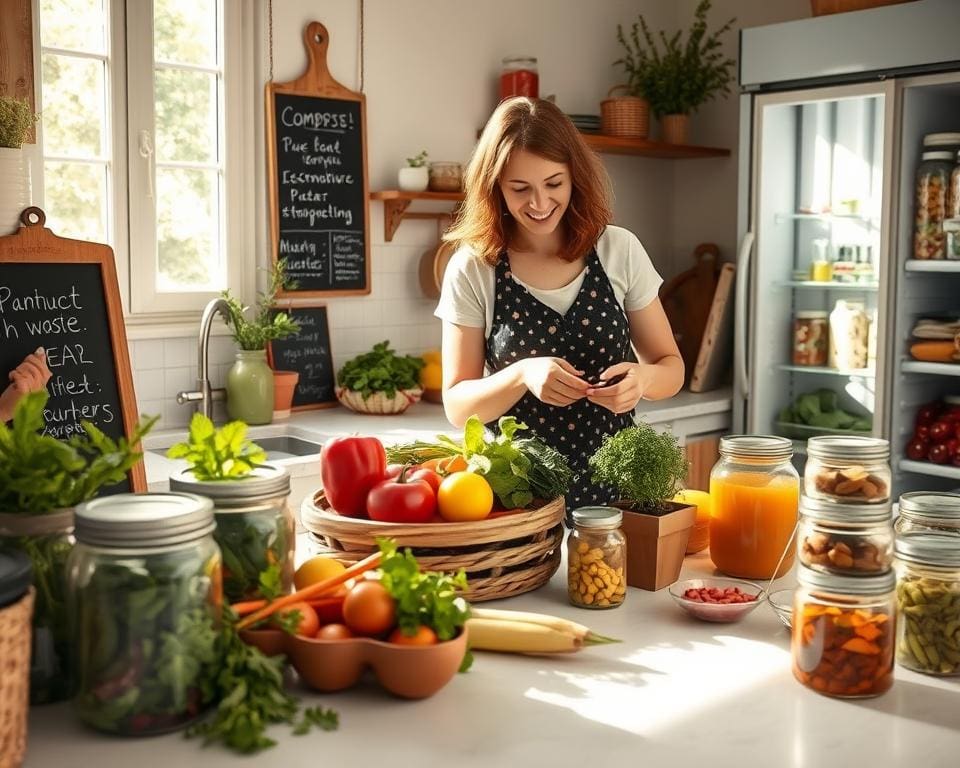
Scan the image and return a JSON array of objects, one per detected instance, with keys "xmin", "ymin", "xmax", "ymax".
[{"xmin": 734, "ymin": 0, "xmax": 960, "ymax": 494}]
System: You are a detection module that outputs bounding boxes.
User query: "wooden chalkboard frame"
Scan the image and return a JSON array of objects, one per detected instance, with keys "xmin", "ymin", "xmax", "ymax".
[
  {"xmin": 266, "ymin": 21, "xmax": 371, "ymax": 298},
  {"xmin": 0, "ymin": 207, "xmax": 146, "ymax": 491},
  {"xmin": 266, "ymin": 302, "xmax": 337, "ymax": 412}
]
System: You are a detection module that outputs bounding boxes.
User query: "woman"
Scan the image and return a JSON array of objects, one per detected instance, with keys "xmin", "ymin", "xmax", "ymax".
[
  {"xmin": 435, "ymin": 97, "xmax": 683, "ymax": 512},
  {"xmin": 0, "ymin": 348, "xmax": 52, "ymax": 423}
]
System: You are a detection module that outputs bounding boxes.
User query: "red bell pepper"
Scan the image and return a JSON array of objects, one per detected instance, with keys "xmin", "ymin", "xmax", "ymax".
[
  {"xmin": 366, "ymin": 467, "xmax": 437, "ymax": 524},
  {"xmin": 320, "ymin": 435, "xmax": 386, "ymax": 517}
]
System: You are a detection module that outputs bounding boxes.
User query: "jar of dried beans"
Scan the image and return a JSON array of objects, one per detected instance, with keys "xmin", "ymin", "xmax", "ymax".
[
  {"xmin": 567, "ymin": 507, "xmax": 626, "ymax": 609},
  {"xmin": 798, "ymin": 496, "xmax": 894, "ymax": 576}
]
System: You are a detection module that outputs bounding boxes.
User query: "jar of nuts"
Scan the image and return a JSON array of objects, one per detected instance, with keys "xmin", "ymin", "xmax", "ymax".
[
  {"xmin": 798, "ymin": 496, "xmax": 894, "ymax": 576},
  {"xmin": 805, "ymin": 436, "xmax": 890, "ymax": 505},
  {"xmin": 894, "ymin": 492, "xmax": 960, "ymax": 536},
  {"xmin": 567, "ymin": 507, "xmax": 626, "ymax": 609}
]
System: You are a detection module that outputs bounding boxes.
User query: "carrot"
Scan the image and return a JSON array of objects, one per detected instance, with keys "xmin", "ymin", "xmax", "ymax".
[
  {"xmin": 231, "ymin": 599, "xmax": 268, "ymax": 616},
  {"xmin": 841, "ymin": 637, "xmax": 881, "ymax": 655},
  {"xmin": 237, "ymin": 550, "xmax": 382, "ymax": 630},
  {"xmin": 854, "ymin": 622, "xmax": 883, "ymax": 642}
]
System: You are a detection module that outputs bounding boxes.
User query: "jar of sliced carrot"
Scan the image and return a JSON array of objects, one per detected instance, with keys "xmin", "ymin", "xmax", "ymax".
[{"xmin": 792, "ymin": 567, "xmax": 896, "ymax": 698}]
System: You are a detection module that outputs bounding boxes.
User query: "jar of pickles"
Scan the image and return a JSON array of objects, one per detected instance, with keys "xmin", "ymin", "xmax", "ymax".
[
  {"xmin": 792, "ymin": 567, "xmax": 896, "ymax": 698},
  {"xmin": 567, "ymin": 507, "xmax": 626, "ymax": 609},
  {"xmin": 69, "ymin": 493, "xmax": 222, "ymax": 735},
  {"xmin": 709, "ymin": 436, "xmax": 799, "ymax": 580},
  {"xmin": 500, "ymin": 56, "xmax": 538, "ymax": 101},
  {"xmin": 798, "ymin": 496, "xmax": 894, "ymax": 576},
  {"xmin": 805, "ymin": 436, "xmax": 890, "ymax": 504},
  {"xmin": 792, "ymin": 311, "xmax": 829, "ymax": 366},
  {"xmin": 914, "ymin": 149, "xmax": 954, "ymax": 260},
  {"xmin": 894, "ymin": 491, "xmax": 960, "ymax": 536},
  {"xmin": 895, "ymin": 531, "xmax": 960, "ymax": 676}
]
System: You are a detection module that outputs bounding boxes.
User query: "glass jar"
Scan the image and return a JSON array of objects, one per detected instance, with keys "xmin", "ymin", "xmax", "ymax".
[
  {"xmin": 828, "ymin": 299, "xmax": 869, "ymax": 370},
  {"xmin": 798, "ymin": 496, "xmax": 894, "ymax": 576},
  {"xmin": 894, "ymin": 491, "xmax": 960, "ymax": 535},
  {"xmin": 948, "ymin": 150, "xmax": 960, "ymax": 259},
  {"xmin": 567, "ymin": 507, "xmax": 626, "ymax": 609},
  {"xmin": 170, "ymin": 464, "xmax": 293, "ymax": 603},
  {"xmin": 895, "ymin": 531, "xmax": 960, "ymax": 676},
  {"xmin": 792, "ymin": 311, "xmax": 829, "ymax": 366},
  {"xmin": 792, "ymin": 567, "xmax": 896, "ymax": 698},
  {"xmin": 499, "ymin": 56, "xmax": 538, "ymax": 101},
  {"xmin": 805, "ymin": 436, "xmax": 891, "ymax": 504},
  {"xmin": 709, "ymin": 436, "xmax": 799, "ymax": 580},
  {"xmin": 69, "ymin": 493, "xmax": 222, "ymax": 735},
  {"xmin": 914, "ymin": 150, "xmax": 954, "ymax": 260},
  {"xmin": 428, "ymin": 161, "xmax": 463, "ymax": 193}
]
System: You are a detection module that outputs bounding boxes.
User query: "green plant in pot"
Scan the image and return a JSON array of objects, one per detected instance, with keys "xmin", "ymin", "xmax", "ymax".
[
  {"xmin": 221, "ymin": 259, "xmax": 299, "ymax": 425},
  {"xmin": 0, "ymin": 391, "xmax": 157, "ymax": 703},
  {"xmin": 588, "ymin": 421, "xmax": 694, "ymax": 591},
  {"xmin": 0, "ymin": 95, "xmax": 40, "ymax": 233},
  {"xmin": 616, "ymin": 0, "xmax": 735, "ymax": 145},
  {"xmin": 336, "ymin": 341, "xmax": 425, "ymax": 415}
]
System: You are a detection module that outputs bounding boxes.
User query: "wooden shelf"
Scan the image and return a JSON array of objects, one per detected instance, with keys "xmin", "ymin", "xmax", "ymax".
[
  {"xmin": 369, "ymin": 190, "xmax": 464, "ymax": 242},
  {"xmin": 579, "ymin": 133, "xmax": 729, "ymax": 158}
]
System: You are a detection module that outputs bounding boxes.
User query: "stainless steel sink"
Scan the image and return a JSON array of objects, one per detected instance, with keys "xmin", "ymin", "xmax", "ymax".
[{"xmin": 254, "ymin": 436, "xmax": 324, "ymax": 461}]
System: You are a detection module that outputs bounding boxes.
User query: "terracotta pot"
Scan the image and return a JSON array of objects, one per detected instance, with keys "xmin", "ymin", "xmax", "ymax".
[
  {"xmin": 810, "ymin": 0, "xmax": 915, "ymax": 16},
  {"xmin": 272, "ymin": 370, "xmax": 300, "ymax": 420},
  {"xmin": 614, "ymin": 500, "xmax": 696, "ymax": 591},
  {"xmin": 661, "ymin": 114, "xmax": 690, "ymax": 145}
]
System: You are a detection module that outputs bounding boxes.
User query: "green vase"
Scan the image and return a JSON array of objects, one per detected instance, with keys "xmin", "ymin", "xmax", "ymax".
[{"xmin": 226, "ymin": 349, "xmax": 274, "ymax": 425}]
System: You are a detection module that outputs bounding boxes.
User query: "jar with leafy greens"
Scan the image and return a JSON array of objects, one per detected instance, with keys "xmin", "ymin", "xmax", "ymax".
[{"xmin": 69, "ymin": 492, "xmax": 221, "ymax": 735}]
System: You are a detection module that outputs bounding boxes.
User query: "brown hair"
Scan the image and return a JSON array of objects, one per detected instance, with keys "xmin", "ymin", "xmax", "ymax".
[{"xmin": 443, "ymin": 98, "xmax": 612, "ymax": 265}]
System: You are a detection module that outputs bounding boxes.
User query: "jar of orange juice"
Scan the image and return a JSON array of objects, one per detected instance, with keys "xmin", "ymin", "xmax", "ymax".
[{"xmin": 709, "ymin": 436, "xmax": 799, "ymax": 579}]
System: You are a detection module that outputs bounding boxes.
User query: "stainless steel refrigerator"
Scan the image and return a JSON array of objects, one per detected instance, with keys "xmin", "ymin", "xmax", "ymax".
[{"xmin": 734, "ymin": 0, "xmax": 960, "ymax": 493}]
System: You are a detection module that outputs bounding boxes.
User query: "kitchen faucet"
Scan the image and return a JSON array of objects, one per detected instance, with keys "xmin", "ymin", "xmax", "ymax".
[{"xmin": 176, "ymin": 297, "xmax": 231, "ymax": 419}]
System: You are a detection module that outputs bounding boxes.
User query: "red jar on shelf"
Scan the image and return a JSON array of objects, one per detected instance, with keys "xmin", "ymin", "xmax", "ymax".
[{"xmin": 500, "ymin": 57, "xmax": 538, "ymax": 101}]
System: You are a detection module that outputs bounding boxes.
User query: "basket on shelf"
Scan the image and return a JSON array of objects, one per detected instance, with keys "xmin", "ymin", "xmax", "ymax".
[
  {"xmin": 0, "ymin": 588, "xmax": 33, "ymax": 768},
  {"xmin": 300, "ymin": 490, "xmax": 565, "ymax": 601},
  {"xmin": 600, "ymin": 85, "xmax": 649, "ymax": 139},
  {"xmin": 335, "ymin": 386, "xmax": 423, "ymax": 415}
]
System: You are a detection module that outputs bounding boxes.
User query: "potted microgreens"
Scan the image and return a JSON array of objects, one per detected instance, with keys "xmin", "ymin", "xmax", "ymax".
[
  {"xmin": 0, "ymin": 391, "xmax": 156, "ymax": 703},
  {"xmin": 588, "ymin": 422, "xmax": 694, "ymax": 591},
  {"xmin": 168, "ymin": 413, "xmax": 294, "ymax": 604},
  {"xmin": 0, "ymin": 95, "xmax": 39, "ymax": 233},
  {"xmin": 398, "ymin": 150, "xmax": 429, "ymax": 192},
  {"xmin": 336, "ymin": 341, "xmax": 425, "ymax": 415}
]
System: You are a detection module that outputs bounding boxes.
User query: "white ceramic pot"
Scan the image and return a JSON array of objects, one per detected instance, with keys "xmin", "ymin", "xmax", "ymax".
[
  {"xmin": 0, "ymin": 147, "xmax": 31, "ymax": 235},
  {"xmin": 398, "ymin": 165, "xmax": 429, "ymax": 192}
]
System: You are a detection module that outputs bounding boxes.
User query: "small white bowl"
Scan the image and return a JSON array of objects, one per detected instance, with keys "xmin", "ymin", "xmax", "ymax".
[
  {"xmin": 766, "ymin": 588, "xmax": 795, "ymax": 630},
  {"xmin": 668, "ymin": 577, "xmax": 764, "ymax": 623}
]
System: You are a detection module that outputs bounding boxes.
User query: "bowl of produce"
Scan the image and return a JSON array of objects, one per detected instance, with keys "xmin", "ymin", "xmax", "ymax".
[
  {"xmin": 335, "ymin": 341, "xmax": 424, "ymax": 415},
  {"xmin": 767, "ymin": 588, "xmax": 795, "ymax": 630},
  {"xmin": 668, "ymin": 578, "xmax": 764, "ymax": 623}
]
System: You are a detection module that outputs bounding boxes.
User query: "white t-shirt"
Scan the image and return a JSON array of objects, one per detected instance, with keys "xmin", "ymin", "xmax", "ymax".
[{"xmin": 434, "ymin": 225, "xmax": 663, "ymax": 335}]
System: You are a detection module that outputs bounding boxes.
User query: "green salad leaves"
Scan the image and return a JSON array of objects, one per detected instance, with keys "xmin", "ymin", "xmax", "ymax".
[
  {"xmin": 167, "ymin": 413, "xmax": 266, "ymax": 481},
  {"xmin": 337, "ymin": 341, "xmax": 424, "ymax": 398}
]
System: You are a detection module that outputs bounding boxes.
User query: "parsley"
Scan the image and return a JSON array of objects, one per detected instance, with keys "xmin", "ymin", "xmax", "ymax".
[
  {"xmin": 271, "ymin": 608, "xmax": 302, "ymax": 636},
  {"xmin": 257, "ymin": 563, "xmax": 284, "ymax": 601},
  {"xmin": 166, "ymin": 413, "xmax": 266, "ymax": 481},
  {"xmin": 337, "ymin": 341, "xmax": 424, "ymax": 398},
  {"xmin": 292, "ymin": 706, "xmax": 339, "ymax": 735}
]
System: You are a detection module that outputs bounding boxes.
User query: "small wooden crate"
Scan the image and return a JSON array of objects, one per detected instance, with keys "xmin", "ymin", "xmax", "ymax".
[{"xmin": 300, "ymin": 490, "xmax": 565, "ymax": 601}]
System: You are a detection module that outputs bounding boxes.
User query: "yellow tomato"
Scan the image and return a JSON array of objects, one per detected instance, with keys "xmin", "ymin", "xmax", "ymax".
[
  {"xmin": 294, "ymin": 556, "xmax": 347, "ymax": 591},
  {"xmin": 420, "ymin": 361, "xmax": 443, "ymax": 390},
  {"xmin": 421, "ymin": 349, "xmax": 442, "ymax": 366},
  {"xmin": 437, "ymin": 471, "xmax": 494, "ymax": 522}
]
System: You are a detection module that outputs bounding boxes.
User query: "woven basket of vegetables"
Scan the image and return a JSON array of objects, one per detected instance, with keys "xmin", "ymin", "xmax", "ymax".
[
  {"xmin": 335, "ymin": 341, "xmax": 424, "ymax": 415},
  {"xmin": 335, "ymin": 386, "xmax": 423, "ymax": 415}
]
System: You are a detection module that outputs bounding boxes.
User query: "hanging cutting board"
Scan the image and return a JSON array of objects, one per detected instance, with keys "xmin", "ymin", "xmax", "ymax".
[
  {"xmin": 659, "ymin": 243, "xmax": 720, "ymax": 387},
  {"xmin": 690, "ymin": 262, "xmax": 736, "ymax": 393}
]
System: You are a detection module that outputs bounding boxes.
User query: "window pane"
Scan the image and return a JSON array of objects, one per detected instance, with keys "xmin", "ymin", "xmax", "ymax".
[
  {"xmin": 156, "ymin": 167, "xmax": 222, "ymax": 291},
  {"xmin": 41, "ymin": 54, "xmax": 105, "ymax": 157},
  {"xmin": 44, "ymin": 161, "xmax": 108, "ymax": 242},
  {"xmin": 39, "ymin": 0, "xmax": 106, "ymax": 53},
  {"xmin": 154, "ymin": 69, "xmax": 217, "ymax": 163},
  {"xmin": 154, "ymin": 0, "xmax": 217, "ymax": 66}
]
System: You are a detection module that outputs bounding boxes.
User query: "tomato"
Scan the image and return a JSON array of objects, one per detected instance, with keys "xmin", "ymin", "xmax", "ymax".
[
  {"xmin": 437, "ymin": 471, "xmax": 494, "ymax": 522},
  {"xmin": 388, "ymin": 625, "xmax": 439, "ymax": 645},
  {"xmin": 277, "ymin": 602, "xmax": 320, "ymax": 638},
  {"xmin": 915, "ymin": 424, "xmax": 931, "ymax": 442},
  {"xmin": 929, "ymin": 421, "xmax": 952, "ymax": 442},
  {"xmin": 916, "ymin": 403, "xmax": 941, "ymax": 427},
  {"xmin": 366, "ymin": 467, "xmax": 437, "ymax": 523},
  {"xmin": 316, "ymin": 623, "xmax": 355, "ymax": 641},
  {"xmin": 928, "ymin": 443, "xmax": 950, "ymax": 464},
  {"xmin": 953, "ymin": 452, "xmax": 960, "ymax": 468},
  {"xmin": 906, "ymin": 439, "xmax": 928, "ymax": 461},
  {"xmin": 955, "ymin": 423, "xmax": 960, "ymax": 440},
  {"xmin": 294, "ymin": 556, "xmax": 347, "ymax": 591},
  {"xmin": 384, "ymin": 463, "xmax": 408, "ymax": 480},
  {"xmin": 945, "ymin": 438, "xmax": 960, "ymax": 458},
  {"xmin": 343, "ymin": 580, "xmax": 396, "ymax": 636},
  {"xmin": 408, "ymin": 467, "xmax": 442, "ymax": 495}
]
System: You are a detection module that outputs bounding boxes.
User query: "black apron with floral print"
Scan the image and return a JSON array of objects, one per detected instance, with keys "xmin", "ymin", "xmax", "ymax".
[{"xmin": 485, "ymin": 249, "xmax": 634, "ymax": 519}]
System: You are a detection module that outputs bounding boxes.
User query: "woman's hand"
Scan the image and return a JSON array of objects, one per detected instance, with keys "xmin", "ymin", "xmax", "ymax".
[
  {"xmin": 0, "ymin": 348, "xmax": 52, "ymax": 422},
  {"xmin": 520, "ymin": 357, "xmax": 589, "ymax": 407},
  {"xmin": 585, "ymin": 362, "xmax": 651, "ymax": 415}
]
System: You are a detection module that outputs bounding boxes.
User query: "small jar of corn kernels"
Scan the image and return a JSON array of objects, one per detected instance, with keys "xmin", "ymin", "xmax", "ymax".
[{"xmin": 567, "ymin": 507, "xmax": 626, "ymax": 609}]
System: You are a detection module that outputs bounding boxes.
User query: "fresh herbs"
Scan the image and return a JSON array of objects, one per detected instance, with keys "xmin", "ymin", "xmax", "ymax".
[
  {"xmin": 292, "ymin": 706, "xmax": 339, "ymax": 735},
  {"xmin": 220, "ymin": 259, "xmax": 300, "ymax": 351},
  {"xmin": 0, "ymin": 94, "xmax": 39, "ymax": 148},
  {"xmin": 337, "ymin": 341, "xmax": 424, "ymax": 398},
  {"xmin": 167, "ymin": 413, "xmax": 266, "ymax": 481}
]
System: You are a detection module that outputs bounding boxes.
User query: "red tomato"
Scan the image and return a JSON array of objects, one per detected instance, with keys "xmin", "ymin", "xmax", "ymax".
[
  {"xmin": 408, "ymin": 467, "xmax": 442, "ymax": 495},
  {"xmin": 906, "ymin": 439, "xmax": 928, "ymax": 461},
  {"xmin": 929, "ymin": 443, "xmax": 950, "ymax": 464},
  {"xmin": 366, "ymin": 468, "xmax": 437, "ymax": 523},
  {"xmin": 945, "ymin": 438, "xmax": 960, "ymax": 458},
  {"xmin": 953, "ymin": 452, "xmax": 960, "ymax": 468},
  {"xmin": 955, "ymin": 423, "xmax": 960, "ymax": 440},
  {"xmin": 916, "ymin": 403, "xmax": 941, "ymax": 426},
  {"xmin": 316, "ymin": 623, "xmax": 354, "ymax": 641},
  {"xmin": 384, "ymin": 463, "xmax": 408, "ymax": 479},
  {"xmin": 915, "ymin": 424, "xmax": 931, "ymax": 442},
  {"xmin": 388, "ymin": 625, "xmax": 439, "ymax": 645},
  {"xmin": 930, "ymin": 421, "xmax": 952, "ymax": 442},
  {"xmin": 276, "ymin": 602, "xmax": 320, "ymax": 638}
]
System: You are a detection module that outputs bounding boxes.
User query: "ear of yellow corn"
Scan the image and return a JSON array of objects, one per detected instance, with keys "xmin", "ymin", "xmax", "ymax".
[
  {"xmin": 469, "ymin": 607, "xmax": 619, "ymax": 646},
  {"xmin": 466, "ymin": 618, "xmax": 583, "ymax": 654}
]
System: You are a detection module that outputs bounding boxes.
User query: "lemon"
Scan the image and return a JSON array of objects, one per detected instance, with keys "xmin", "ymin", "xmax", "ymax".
[
  {"xmin": 421, "ymin": 349, "xmax": 442, "ymax": 365},
  {"xmin": 294, "ymin": 556, "xmax": 347, "ymax": 590},
  {"xmin": 420, "ymin": 361, "xmax": 443, "ymax": 390}
]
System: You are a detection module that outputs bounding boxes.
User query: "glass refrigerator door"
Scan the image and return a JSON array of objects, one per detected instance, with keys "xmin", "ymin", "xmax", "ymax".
[{"xmin": 747, "ymin": 82, "xmax": 894, "ymax": 457}]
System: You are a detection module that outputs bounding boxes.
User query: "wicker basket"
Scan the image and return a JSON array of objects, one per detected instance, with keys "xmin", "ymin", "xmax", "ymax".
[
  {"xmin": 0, "ymin": 588, "xmax": 34, "ymax": 768},
  {"xmin": 301, "ymin": 490, "xmax": 565, "ymax": 601},
  {"xmin": 335, "ymin": 386, "xmax": 423, "ymax": 415},
  {"xmin": 600, "ymin": 85, "xmax": 649, "ymax": 139}
]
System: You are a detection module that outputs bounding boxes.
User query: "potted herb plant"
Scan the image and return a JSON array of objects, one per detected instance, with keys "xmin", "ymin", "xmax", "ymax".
[
  {"xmin": 0, "ymin": 391, "xmax": 156, "ymax": 703},
  {"xmin": 220, "ymin": 259, "xmax": 300, "ymax": 425},
  {"xmin": 398, "ymin": 150, "xmax": 429, "ymax": 192},
  {"xmin": 616, "ymin": 0, "xmax": 735, "ymax": 144},
  {"xmin": 0, "ymin": 95, "xmax": 39, "ymax": 234},
  {"xmin": 588, "ymin": 422, "xmax": 695, "ymax": 591},
  {"xmin": 336, "ymin": 341, "xmax": 425, "ymax": 415}
]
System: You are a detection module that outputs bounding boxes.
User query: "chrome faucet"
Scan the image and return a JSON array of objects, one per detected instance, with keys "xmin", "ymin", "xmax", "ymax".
[{"xmin": 176, "ymin": 297, "xmax": 231, "ymax": 419}]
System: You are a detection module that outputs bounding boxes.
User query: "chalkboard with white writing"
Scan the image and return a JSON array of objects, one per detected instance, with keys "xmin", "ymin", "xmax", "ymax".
[
  {"xmin": 267, "ymin": 22, "xmax": 370, "ymax": 298},
  {"xmin": 0, "ymin": 208, "xmax": 145, "ymax": 493},
  {"xmin": 268, "ymin": 305, "xmax": 336, "ymax": 410}
]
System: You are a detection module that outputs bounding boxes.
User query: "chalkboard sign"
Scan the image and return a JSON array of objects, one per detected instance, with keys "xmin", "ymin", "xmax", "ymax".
[
  {"xmin": 267, "ymin": 22, "xmax": 370, "ymax": 298},
  {"xmin": 0, "ymin": 208, "xmax": 145, "ymax": 493},
  {"xmin": 267, "ymin": 305, "xmax": 336, "ymax": 411}
]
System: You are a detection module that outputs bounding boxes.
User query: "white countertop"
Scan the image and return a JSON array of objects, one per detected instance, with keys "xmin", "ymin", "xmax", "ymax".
[{"xmin": 25, "ymin": 547, "xmax": 960, "ymax": 768}]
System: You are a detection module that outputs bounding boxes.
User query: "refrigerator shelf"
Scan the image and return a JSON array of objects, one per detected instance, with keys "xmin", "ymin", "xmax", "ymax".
[
  {"xmin": 900, "ymin": 360, "xmax": 960, "ymax": 376},
  {"xmin": 777, "ymin": 280, "xmax": 879, "ymax": 290},
  {"xmin": 778, "ymin": 364, "xmax": 875, "ymax": 378},
  {"xmin": 773, "ymin": 212, "xmax": 879, "ymax": 226},
  {"xmin": 904, "ymin": 260, "xmax": 960, "ymax": 273},
  {"xmin": 899, "ymin": 459, "xmax": 960, "ymax": 481}
]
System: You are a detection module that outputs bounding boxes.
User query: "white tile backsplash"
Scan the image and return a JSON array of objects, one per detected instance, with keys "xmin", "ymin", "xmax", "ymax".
[{"xmin": 163, "ymin": 338, "xmax": 194, "ymax": 368}]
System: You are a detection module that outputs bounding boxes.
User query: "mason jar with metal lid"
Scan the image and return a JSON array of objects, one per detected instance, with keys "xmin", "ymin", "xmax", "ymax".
[
  {"xmin": 792, "ymin": 566, "xmax": 896, "ymax": 698},
  {"xmin": 798, "ymin": 496, "xmax": 894, "ymax": 576},
  {"xmin": 68, "ymin": 493, "xmax": 221, "ymax": 735},
  {"xmin": 567, "ymin": 507, "xmax": 626, "ymax": 609},
  {"xmin": 170, "ymin": 464, "xmax": 293, "ymax": 602},
  {"xmin": 895, "ymin": 491, "xmax": 960, "ymax": 536},
  {"xmin": 915, "ymin": 149, "xmax": 954, "ymax": 260},
  {"xmin": 805, "ymin": 436, "xmax": 890, "ymax": 505}
]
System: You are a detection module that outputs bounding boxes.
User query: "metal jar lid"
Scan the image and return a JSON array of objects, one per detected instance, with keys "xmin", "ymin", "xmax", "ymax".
[
  {"xmin": 719, "ymin": 435, "xmax": 793, "ymax": 461},
  {"xmin": 898, "ymin": 491, "xmax": 960, "ymax": 521},
  {"xmin": 895, "ymin": 531, "xmax": 960, "ymax": 568},
  {"xmin": 921, "ymin": 151, "xmax": 955, "ymax": 162},
  {"xmin": 0, "ymin": 547, "xmax": 32, "ymax": 610},
  {"xmin": 806, "ymin": 435, "xmax": 889, "ymax": 462},
  {"xmin": 572, "ymin": 506, "xmax": 622, "ymax": 529},
  {"xmin": 75, "ymin": 492, "xmax": 216, "ymax": 549},
  {"xmin": 169, "ymin": 464, "xmax": 290, "ymax": 509},
  {"xmin": 923, "ymin": 132, "xmax": 960, "ymax": 147},
  {"xmin": 800, "ymin": 496, "xmax": 893, "ymax": 525},
  {"xmin": 797, "ymin": 563, "xmax": 896, "ymax": 596}
]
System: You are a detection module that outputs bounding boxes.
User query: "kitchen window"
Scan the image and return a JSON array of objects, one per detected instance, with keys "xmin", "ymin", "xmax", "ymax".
[{"xmin": 37, "ymin": 0, "xmax": 253, "ymax": 320}]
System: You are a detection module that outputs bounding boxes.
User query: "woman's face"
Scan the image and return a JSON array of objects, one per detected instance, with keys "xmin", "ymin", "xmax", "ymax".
[{"xmin": 498, "ymin": 149, "xmax": 571, "ymax": 238}]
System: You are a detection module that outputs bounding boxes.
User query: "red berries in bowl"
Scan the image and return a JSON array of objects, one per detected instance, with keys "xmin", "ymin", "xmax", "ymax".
[{"xmin": 668, "ymin": 578, "xmax": 764, "ymax": 623}]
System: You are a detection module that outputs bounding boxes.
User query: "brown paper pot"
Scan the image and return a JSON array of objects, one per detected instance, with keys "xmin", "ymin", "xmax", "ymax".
[
  {"xmin": 272, "ymin": 370, "xmax": 299, "ymax": 420},
  {"xmin": 617, "ymin": 501, "xmax": 696, "ymax": 591},
  {"xmin": 661, "ymin": 114, "xmax": 690, "ymax": 145}
]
